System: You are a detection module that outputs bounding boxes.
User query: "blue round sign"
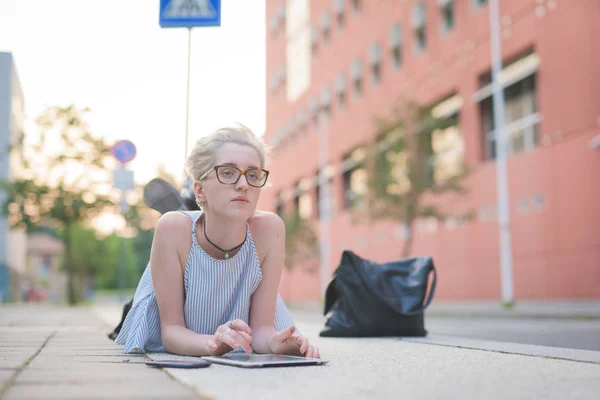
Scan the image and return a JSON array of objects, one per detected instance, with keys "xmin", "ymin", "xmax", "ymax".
[{"xmin": 111, "ymin": 140, "xmax": 137, "ymax": 164}]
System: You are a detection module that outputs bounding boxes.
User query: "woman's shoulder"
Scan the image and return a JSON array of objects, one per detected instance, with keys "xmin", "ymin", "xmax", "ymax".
[
  {"xmin": 156, "ymin": 211, "xmax": 195, "ymax": 230},
  {"xmin": 248, "ymin": 210, "xmax": 285, "ymax": 266},
  {"xmin": 153, "ymin": 211, "xmax": 195, "ymax": 245},
  {"xmin": 248, "ymin": 210, "xmax": 284, "ymax": 236}
]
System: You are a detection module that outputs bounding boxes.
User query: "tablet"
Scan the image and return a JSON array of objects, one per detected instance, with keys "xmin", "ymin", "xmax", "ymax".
[
  {"xmin": 146, "ymin": 360, "xmax": 212, "ymax": 369},
  {"xmin": 201, "ymin": 354, "xmax": 329, "ymax": 368}
]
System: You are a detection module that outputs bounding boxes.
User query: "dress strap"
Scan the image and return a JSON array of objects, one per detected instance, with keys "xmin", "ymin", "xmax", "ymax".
[{"xmin": 178, "ymin": 210, "xmax": 202, "ymax": 245}]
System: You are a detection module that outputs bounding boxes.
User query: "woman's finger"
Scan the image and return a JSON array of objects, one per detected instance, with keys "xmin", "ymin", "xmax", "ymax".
[
  {"xmin": 208, "ymin": 339, "xmax": 231, "ymax": 356},
  {"xmin": 307, "ymin": 344, "xmax": 315, "ymax": 358},
  {"xmin": 230, "ymin": 330, "xmax": 253, "ymax": 354},
  {"xmin": 220, "ymin": 329, "xmax": 252, "ymax": 354},
  {"xmin": 208, "ymin": 340, "xmax": 218, "ymax": 352},
  {"xmin": 215, "ymin": 331, "xmax": 238, "ymax": 350},
  {"xmin": 313, "ymin": 347, "xmax": 320, "ymax": 359},
  {"xmin": 230, "ymin": 319, "xmax": 252, "ymax": 334},
  {"xmin": 296, "ymin": 336, "xmax": 308, "ymax": 354},
  {"xmin": 237, "ymin": 330, "xmax": 252, "ymax": 344}
]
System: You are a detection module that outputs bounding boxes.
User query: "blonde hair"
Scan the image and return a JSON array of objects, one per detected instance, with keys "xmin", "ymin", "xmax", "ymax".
[{"xmin": 185, "ymin": 123, "xmax": 268, "ymax": 182}]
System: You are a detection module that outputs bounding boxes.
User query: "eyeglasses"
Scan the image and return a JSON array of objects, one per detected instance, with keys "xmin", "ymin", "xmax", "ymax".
[{"xmin": 204, "ymin": 165, "xmax": 270, "ymax": 188}]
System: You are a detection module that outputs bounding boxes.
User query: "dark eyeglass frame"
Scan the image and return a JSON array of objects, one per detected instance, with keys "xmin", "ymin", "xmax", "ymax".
[{"xmin": 206, "ymin": 165, "xmax": 270, "ymax": 188}]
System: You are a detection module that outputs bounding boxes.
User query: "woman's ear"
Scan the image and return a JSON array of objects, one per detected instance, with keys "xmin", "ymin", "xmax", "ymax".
[{"xmin": 193, "ymin": 180, "xmax": 205, "ymax": 200}]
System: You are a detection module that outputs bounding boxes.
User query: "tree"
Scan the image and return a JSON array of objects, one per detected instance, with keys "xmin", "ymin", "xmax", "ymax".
[
  {"xmin": 0, "ymin": 105, "xmax": 116, "ymax": 304},
  {"xmin": 280, "ymin": 211, "xmax": 319, "ymax": 273},
  {"xmin": 360, "ymin": 97, "xmax": 471, "ymax": 258}
]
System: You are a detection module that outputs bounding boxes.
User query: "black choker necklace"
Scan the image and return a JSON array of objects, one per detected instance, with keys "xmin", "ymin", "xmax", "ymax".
[{"xmin": 203, "ymin": 217, "xmax": 247, "ymax": 259}]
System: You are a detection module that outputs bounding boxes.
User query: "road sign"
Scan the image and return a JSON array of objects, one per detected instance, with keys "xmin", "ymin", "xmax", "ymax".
[
  {"xmin": 159, "ymin": 0, "xmax": 221, "ymax": 28},
  {"xmin": 113, "ymin": 167, "xmax": 135, "ymax": 192},
  {"xmin": 111, "ymin": 140, "xmax": 137, "ymax": 164}
]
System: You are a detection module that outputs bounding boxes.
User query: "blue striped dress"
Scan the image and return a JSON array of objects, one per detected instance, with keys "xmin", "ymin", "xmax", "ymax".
[{"xmin": 115, "ymin": 210, "xmax": 296, "ymax": 354}]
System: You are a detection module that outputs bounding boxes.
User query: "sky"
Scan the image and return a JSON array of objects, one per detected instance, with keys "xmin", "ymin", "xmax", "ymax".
[{"xmin": 0, "ymin": 0, "xmax": 267, "ymax": 187}]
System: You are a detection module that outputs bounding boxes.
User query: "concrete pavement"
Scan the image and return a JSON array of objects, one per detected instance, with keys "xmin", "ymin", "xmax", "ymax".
[
  {"xmin": 1, "ymin": 304, "xmax": 599, "ymax": 399},
  {"xmin": 0, "ymin": 305, "xmax": 198, "ymax": 399},
  {"xmin": 286, "ymin": 300, "xmax": 600, "ymax": 320},
  {"xmin": 424, "ymin": 300, "xmax": 600, "ymax": 320}
]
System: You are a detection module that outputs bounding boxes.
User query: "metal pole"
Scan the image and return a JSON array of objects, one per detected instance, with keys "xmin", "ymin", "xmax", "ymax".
[
  {"xmin": 489, "ymin": 0, "xmax": 514, "ymax": 305},
  {"xmin": 184, "ymin": 27, "xmax": 192, "ymax": 165},
  {"xmin": 318, "ymin": 115, "xmax": 331, "ymax": 296},
  {"xmin": 118, "ymin": 191, "xmax": 127, "ymax": 302}
]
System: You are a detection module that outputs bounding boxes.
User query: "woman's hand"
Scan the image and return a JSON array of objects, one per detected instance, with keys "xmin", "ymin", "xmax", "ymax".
[
  {"xmin": 207, "ymin": 319, "xmax": 253, "ymax": 355},
  {"xmin": 268, "ymin": 326, "xmax": 320, "ymax": 359}
]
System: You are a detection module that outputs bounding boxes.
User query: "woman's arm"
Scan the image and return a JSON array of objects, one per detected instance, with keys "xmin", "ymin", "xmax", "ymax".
[
  {"xmin": 151, "ymin": 212, "xmax": 253, "ymax": 356},
  {"xmin": 248, "ymin": 212, "xmax": 286, "ymax": 353}
]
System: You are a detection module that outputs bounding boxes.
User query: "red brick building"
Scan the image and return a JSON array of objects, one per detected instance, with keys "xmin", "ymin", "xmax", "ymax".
[{"xmin": 261, "ymin": 0, "xmax": 600, "ymax": 302}]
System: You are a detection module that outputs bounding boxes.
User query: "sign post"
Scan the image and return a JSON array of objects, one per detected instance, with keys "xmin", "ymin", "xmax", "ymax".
[
  {"xmin": 111, "ymin": 140, "xmax": 137, "ymax": 302},
  {"xmin": 159, "ymin": 0, "xmax": 222, "ymax": 177}
]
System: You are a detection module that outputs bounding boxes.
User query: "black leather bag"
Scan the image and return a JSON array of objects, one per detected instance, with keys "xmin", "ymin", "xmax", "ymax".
[{"xmin": 320, "ymin": 250, "xmax": 437, "ymax": 337}]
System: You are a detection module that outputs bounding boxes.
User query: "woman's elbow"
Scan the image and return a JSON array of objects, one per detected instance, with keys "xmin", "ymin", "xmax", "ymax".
[{"xmin": 160, "ymin": 325, "xmax": 180, "ymax": 353}]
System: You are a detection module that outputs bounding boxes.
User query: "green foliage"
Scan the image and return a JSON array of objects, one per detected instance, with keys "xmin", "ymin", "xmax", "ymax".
[
  {"xmin": 93, "ymin": 232, "xmax": 144, "ymax": 290},
  {"xmin": 57, "ymin": 224, "xmax": 150, "ymax": 292},
  {"xmin": 0, "ymin": 105, "xmax": 116, "ymax": 304},
  {"xmin": 363, "ymin": 98, "xmax": 471, "ymax": 257},
  {"xmin": 280, "ymin": 211, "xmax": 319, "ymax": 273}
]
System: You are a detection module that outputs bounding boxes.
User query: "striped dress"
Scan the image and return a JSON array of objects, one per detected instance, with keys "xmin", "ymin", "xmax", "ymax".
[{"xmin": 115, "ymin": 210, "xmax": 296, "ymax": 354}]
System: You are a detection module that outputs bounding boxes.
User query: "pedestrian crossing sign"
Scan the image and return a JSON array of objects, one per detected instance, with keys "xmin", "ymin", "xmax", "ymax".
[{"xmin": 159, "ymin": 0, "xmax": 221, "ymax": 28}]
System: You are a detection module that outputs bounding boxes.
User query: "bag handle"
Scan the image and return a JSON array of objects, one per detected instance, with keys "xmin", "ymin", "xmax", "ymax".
[{"xmin": 403, "ymin": 264, "xmax": 437, "ymax": 316}]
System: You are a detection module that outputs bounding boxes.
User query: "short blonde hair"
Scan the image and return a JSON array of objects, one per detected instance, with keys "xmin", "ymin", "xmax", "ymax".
[{"xmin": 185, "ymin": 123, "xmax": 268, "ymax": 182}]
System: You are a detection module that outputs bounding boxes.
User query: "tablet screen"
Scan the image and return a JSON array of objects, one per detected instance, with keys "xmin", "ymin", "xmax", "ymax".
[
  {"xmin": 202, "ymin": 353, "xmax": 328, "ymax": 367},
  {"xmin": 221, "ymin": 354, "xmax": 308, "ymax": 362}
]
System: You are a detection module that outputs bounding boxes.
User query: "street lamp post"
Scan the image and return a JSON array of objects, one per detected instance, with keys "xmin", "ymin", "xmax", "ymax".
[
  {"xmin": 318, "ymin": 114, "xmax": 331, "ymax": 297},
  {"xmin": 489, "ymin": 0, "xmax": 515, "ymax": 306}
]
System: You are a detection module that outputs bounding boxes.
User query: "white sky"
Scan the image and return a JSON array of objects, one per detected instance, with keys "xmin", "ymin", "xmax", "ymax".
[{"xmin": 0, "ymin": 0, "xmax": 266, "ymax": 187}]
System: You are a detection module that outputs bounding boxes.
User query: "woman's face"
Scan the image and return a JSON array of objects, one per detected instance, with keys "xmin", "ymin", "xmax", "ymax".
[{"xmin": 194, "ymin": 143, "xmax": 265, "ymax": 220}]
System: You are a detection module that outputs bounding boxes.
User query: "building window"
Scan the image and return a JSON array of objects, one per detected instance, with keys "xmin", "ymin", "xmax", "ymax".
[
  {"xmin": 429, "ymin": 94, "xmax": 465, "ymax": 183},
  {"xmin": 320, "ymin": 11, "xmax": 331, "ymax": 46},
  {"xmin": 351, "ymin": 58, "xmax": 363, "ymax": 97},
  {"xmin": 269, "ymin": 64, "xmax": 286, "ymax": 95},
  {"xmin": 390, "ymin": 23, "xmax": 403, "ymax": 70},
  {"xmin": 352, "ymin": 0, "xmax": 360, "ymax": 13},
  {"xmin": 270, "ymin": 4, "xmax": 286, "ymax": 36},
  {"xmin": 285, "ymin": 0, "xmax": 311, "ymax": 102},
  {"xmin": 335, "ymin": 73, "xmax": 346, "ymax": 111},
  {"xmin": 296, "ymin": 108, "xmax": 308, "ymax": 135},
  {"xmin": 473, "ymin": 0, "xmax": 488, "ymax": 9},
  {"xmin": 340, "ymin": 147, "xmax": 367, "ymax": 209},
  {"xmin": 375, "ymin": 128, "xmax": 411, "ymax": 197},
  {"xmin": 293, "ymin": 180, "xmax": 313, "ymax": 220},
  {"xmin": 310, "ymin": 96, "xmax": 319, "ymax": 129},
  {"xmin": 311, "ymin": 27, "xmax": 319, "ymax": 58},
  {"xmin": 269, "ymin": 74, "xmax": 279, "ymax": 95},
  {"xmin": 335, "ymin": 0, "xmax": 345, "ymax": 29},
  {"xmin": 315, "ymin": 168, "xmax": 335, "ymax": 218},
  {"xmin": 477, "ymin": 52, "xmax": 540, "ymax": 161},
  {"xmin": 369, "ymin": 42, "xmax": 382, "ymax": 85},
  {"xmin": 278, "ymin": 65, "xmax": 286, "ymax": 90},
  {"xmin": 412, "ymin": 2, "xmax": 427, "ymax": 54},
  {"xmin": 439, "ymin": 0, "xmax": 455, "ymax": 34},
  {"xmin": 321, "ymin": 86, "xmax": 332, "ymax": 120}
]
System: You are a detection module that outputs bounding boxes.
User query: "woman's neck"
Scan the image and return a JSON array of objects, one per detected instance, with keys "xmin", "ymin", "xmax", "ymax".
[{"xmin": 197, "ymin": 212, "xmax": 247, "ymax": 258}]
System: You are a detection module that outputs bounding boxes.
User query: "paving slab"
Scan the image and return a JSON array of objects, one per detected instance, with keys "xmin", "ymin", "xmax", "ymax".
[{"xmin": 0, "ymin": 305, "xmax": 199, "ymax": 399}]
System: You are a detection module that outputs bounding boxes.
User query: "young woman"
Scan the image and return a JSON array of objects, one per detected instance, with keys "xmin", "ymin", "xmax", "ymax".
[{"xmin": 116, "ymin": 124, "xmax": 320, "ymax": 359}]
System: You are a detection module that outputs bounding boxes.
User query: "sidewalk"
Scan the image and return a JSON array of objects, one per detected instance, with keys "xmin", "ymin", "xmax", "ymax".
[
  {"xmin": 2, "ymin": 304, "xmax": 600, "ymax": 399},
  {"xmin": 286, "ymin": 300, "xmax": 600, "ymax": 320},
  {"xmin": 0, "ymin": 305, "xmax": 198, "ymax": 399}
]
